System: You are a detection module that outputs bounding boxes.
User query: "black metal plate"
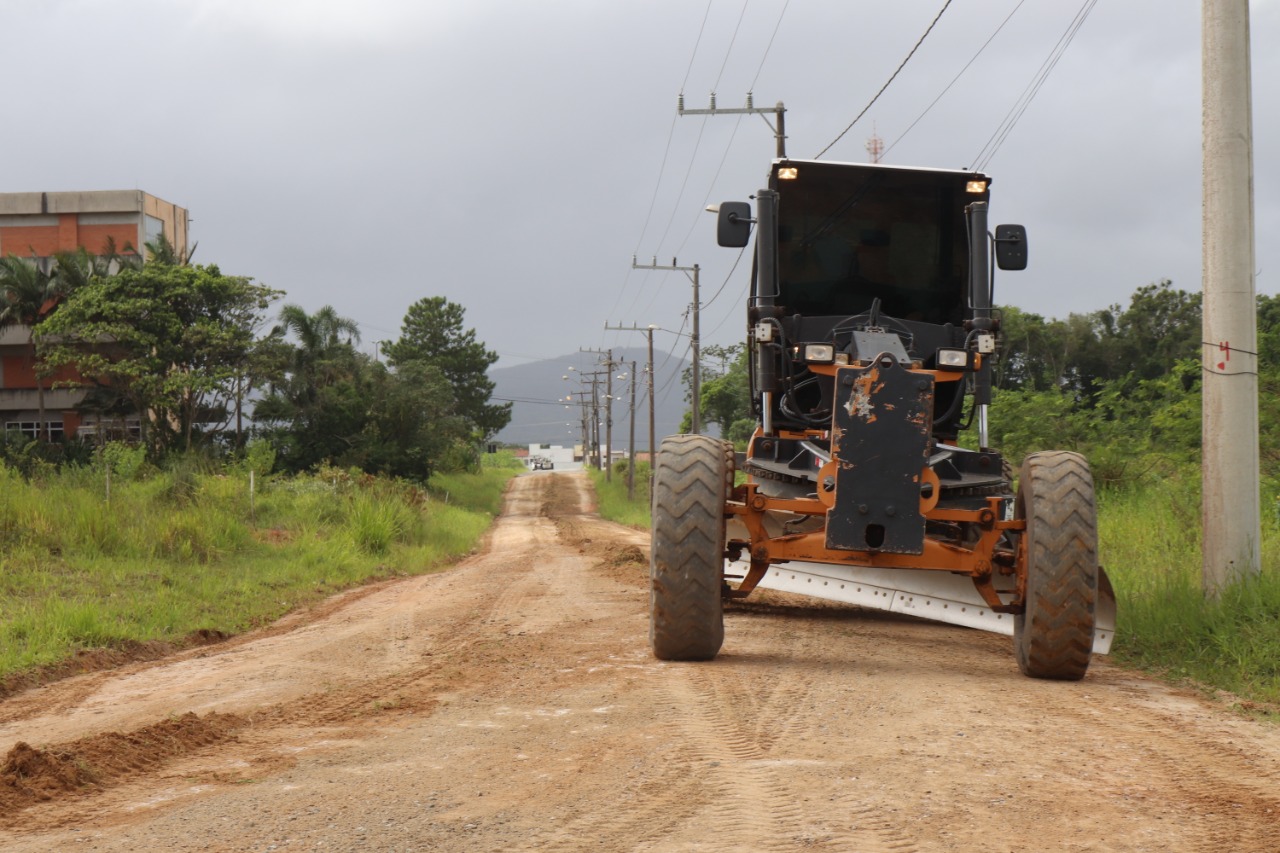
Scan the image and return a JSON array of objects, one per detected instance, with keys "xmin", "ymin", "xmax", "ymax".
[{"xmin": 826, "ymin": 358, "xmax": 933, "ymax": 554}]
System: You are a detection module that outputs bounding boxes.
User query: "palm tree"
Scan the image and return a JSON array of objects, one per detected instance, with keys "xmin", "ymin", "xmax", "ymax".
[
  {"xmin": 51, "ymin": 239, "xmax": 139, "ymax": 292},
  {"xmin": 276, "ymin": 303, "xmax": 361, "ymax": 352},
  {"xmin": 274, "ymin": 304, "xmax": 363, "ymax": 401},
  {"xmin": 256, "ymin": 305, "xmax": 366, "ymax": 470},
  {"xmin": 0, "ymin": 255, "xmax": 60, "ymax": 439}
]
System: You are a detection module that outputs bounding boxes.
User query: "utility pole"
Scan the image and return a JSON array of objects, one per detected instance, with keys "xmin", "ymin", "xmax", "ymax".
[
  {"xmin": 589, "ymin": 372, "xmax": 603, "ymax": 472},
  {"xmin": 1202, "ymin": 0, "xmax": 1260, "ymax": 594},
  {"xmin": 604, "ymin": 322, "xmax": 658, "ymax": 460},
  {"xmin": 631, "ymin": 258, "xmax": 701, "ymax": 434},
  {"xmin": 563, "ymin": 389, "xmax": 590, "ymax": 467},
  {"xmin": 679, "ymin": 92, "xmax": 787, "ymax": 158},
  {"xmin": 627, "ymin": 360, "xmax": 637, "ymax": 501},
  {"xmin": 580, "ymin": 349, "xmax": 616, "ymax": 479},
  {"xmin": 568, "ymin": 368, "xmax": 607, "ymax": 471}
]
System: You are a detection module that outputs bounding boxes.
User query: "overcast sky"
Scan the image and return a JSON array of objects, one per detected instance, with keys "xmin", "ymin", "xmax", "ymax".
[{"xmin": 3, "ymin": 0, "xmax": 1276, "ymax": 374}]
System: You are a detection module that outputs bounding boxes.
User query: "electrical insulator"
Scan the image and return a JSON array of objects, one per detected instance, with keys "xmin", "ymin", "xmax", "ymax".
[{"xmin": 709, "ymin": 92, "xmax": 716, "ymax": 111}]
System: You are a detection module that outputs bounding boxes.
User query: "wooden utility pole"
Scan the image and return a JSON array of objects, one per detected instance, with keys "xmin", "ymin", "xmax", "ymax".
[{"xmin": 1202, "ymin": 0, "xmax": 1260, "ymax": 594}]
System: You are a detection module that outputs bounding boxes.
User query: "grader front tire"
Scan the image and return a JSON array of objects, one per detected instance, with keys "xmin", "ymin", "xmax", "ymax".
[
  {"xmin": 1014, "ymin": 451, "xmax": 1099, "ymax": 681},
  {"xmin": 649, "ymin": 435, "xmax": 728, "ymax": 661}
]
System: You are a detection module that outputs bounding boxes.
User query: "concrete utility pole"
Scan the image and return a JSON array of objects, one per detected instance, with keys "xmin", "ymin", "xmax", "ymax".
[
  {"xmin": 631, "ymin": 258, "xmax": 702, "ymax": 434},
  {"xmin": 603, "ymin": 322, "xmax": 658, "ymax": 460},
  {"xmin": 1202, "ymin": 0, "xmax": 1260, "ymax": 595},
  {"xmin": 627, "ymin": 360, "xmax": 637, "ymax": 502},
  {"xmin": 580, "ymin": 349, "xmax": 616, "ymax": 479},
  {"xmin": 679, "ymin": 92, "xmax": 787, "ymax": 158},
  {"xmin": 588, "ymin": 373, "xmax": 604, "ymax": 472},
  {"xmin": 563, "ymin": 388, "xmax": 591, "ymax": 467},
  {"xmin": 569, "ymin": 368, "xmax": 607, "ymax": 472}
]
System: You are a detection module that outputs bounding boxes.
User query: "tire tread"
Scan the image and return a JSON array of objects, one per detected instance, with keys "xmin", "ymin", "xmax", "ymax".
[
  {"xmin": 1014, "ymin": 450, "xmax": 1098, "ymax": 680},
  {"xmin": 650, "ymin": 435, "xmax": 730, "ymax": 661}
]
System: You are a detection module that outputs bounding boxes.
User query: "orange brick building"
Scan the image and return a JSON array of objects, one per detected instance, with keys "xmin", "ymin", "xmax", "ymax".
[{"xmin": 0, "ymin": 190, "xmax": 189, "ymax": 440}]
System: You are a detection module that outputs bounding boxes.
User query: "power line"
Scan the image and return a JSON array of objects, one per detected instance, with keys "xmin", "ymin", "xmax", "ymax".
[
  {"xmin": 652, "ymin": 313, "xmax": 690, "ymax": 395},
  {"xmin": 671, "ymin": 113, "xmax": 745, "ymax": 261},
  {"xmin": 814, "ymin": 0, "xmax": 955, "ymax": 160},
  {"xmin": 645, "ymin": 118, "xmax": 709, "ymax": 286},
  {"xmin": 627, "ymin": 114, "xmax": 680, "ymax": 261},
  {"xmin": 971, "ymin": 0, "xmax": 1098, "ymax": 171},
  {"xmin": 492, "ymin": 396, "xmax": 579, "ymax": 407},
  {"xmin": 655, "ymin": 339, "xmax": 694, "ymax": 410},
  {"xmin": 681, "ymin": 0, "xmax": 714, "ymax": 94},
  {"xmin": 702, "ymin": 277, "xmax": 752, "ymax": 341},
  {"xmin": 883, "ymin": 0, "xmax": 1027, "ymax": 160},
  {"xmin": 713, "ymin": 1, "xmax": 751, "ymax": 92},
  {"xmin": 749, "ymin": 0, "xmax": 790, "ymax": 92},
  {"xmin": 615, "ymin": 1, "xmax": 715, "ymax": 330},
  {"xmin": 670, "ymin": 2, "xmax": 791, "ymax": 261},
  {"xmin": 701, "ymin": 245, "xmax": 749, "ymax": 311}
]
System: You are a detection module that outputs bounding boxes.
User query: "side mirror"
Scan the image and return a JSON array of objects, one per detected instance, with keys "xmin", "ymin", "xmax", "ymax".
[
  {"xmin": 716, "ymin": 201, "xmax": 754, "ymax": 248},
  {"xmin": 994, "ymin": 224, "xmax": 1028, "ymax": 271}
]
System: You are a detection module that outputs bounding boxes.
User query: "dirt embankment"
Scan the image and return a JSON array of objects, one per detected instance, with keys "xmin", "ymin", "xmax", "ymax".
[{"xmin": 3, "ymin": 470, "xmax": 1280, "ymax": 852}]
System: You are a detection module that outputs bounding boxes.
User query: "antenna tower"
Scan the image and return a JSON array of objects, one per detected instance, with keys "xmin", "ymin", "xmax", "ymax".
[{"xmin": 866, "ymin": 123, "xmax": 884, "ymax": 163}]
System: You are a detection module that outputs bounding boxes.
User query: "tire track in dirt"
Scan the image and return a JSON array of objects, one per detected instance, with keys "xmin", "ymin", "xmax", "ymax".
[
  {"xmin": 638, "ymin": 607, "xmax": 922, "ymax": 853},
  {"xmin": 1007, "ymin": 675, "xmax": 1280, "ymax": 852},
  {"xmin": 487, "ymin": 744, "xmax": 706, "ymax": 852}
]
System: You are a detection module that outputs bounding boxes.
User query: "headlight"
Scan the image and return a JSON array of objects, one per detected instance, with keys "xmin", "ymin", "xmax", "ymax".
[
  {"xmin": 966, "ymin": 180, "xmax": 988, "ymax": 194},
  {"xmin": 936, "ymin": 348, "xmax": 973, "ymax": 370},
  {"xmin": 804, "ymin": 344, "xmax": 835, "ymax": 363},
  {"xmin": 777, "ymin": 167, "xmax": 799, "ymax": 180}
]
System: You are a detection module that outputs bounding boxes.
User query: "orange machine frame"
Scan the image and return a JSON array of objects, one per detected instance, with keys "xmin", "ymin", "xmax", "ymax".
[{"xmin": 724, "ymin": 360, "xmax": 1027, "ymax": 615}]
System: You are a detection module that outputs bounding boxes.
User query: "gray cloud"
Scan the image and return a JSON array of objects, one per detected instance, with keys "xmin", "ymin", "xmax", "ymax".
[{"xmin": 3, "ymin": 0, "xmax": 1275, "ymax": 376}]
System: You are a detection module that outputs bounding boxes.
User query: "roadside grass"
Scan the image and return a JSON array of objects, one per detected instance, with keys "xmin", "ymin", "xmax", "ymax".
[
  {"xmin": 0, "ymin": 455, "xmax": 519, "ymax": 683},
  {"xmin": 589, "ymin": 462, "xmax": 1280, "ymax": 712},
  {"xmin": 586, "ymin": 462, "xmax": 650, "ymax": 528},
  {"xmin": 1100, "ymin": 473, "xmax": 1280, "ymax": 710}
]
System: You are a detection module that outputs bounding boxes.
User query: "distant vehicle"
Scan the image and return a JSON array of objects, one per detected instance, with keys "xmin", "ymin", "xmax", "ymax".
[{"xmin": 530, "ymin": 457, "xmax": 554, "ymax": 470}]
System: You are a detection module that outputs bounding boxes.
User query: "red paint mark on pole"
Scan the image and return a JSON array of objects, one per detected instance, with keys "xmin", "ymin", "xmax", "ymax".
[{"xmin": 1218, "ymin": 341, "xmax": 1231, "ymax": 370}]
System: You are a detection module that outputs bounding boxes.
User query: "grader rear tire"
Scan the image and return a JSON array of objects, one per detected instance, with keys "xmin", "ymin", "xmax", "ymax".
[
  {"xmin": 649, "ymin": 435, "xmax": 728, "ymax": 661},
  {"xmin": 1014, "ymin": 451, "xmax": 1098, "ymax": 680}
]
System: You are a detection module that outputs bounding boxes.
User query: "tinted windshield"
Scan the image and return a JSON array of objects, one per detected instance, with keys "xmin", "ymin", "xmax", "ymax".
[{"xmin": 772, "ymin": 162, "xmax": 981, "ymax": 326}]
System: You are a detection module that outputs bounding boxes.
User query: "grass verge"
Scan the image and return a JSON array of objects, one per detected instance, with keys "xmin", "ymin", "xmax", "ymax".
[
  {"xmin": 586, "ymin": 462, "xmax": 650, "ymax": 529},
  {"xmin": 0, "ymin": 455, "xmax": 520, "ymax": 687},
  {"xmin": 1100, "ymin": 474, "xmax": 1280, "ymax": 713}
]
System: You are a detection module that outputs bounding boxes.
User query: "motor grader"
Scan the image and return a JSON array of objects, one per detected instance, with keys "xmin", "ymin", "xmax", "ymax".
[{"xmin": 649, "ymin": 158, "xmax": 1115, "ymax": 680}]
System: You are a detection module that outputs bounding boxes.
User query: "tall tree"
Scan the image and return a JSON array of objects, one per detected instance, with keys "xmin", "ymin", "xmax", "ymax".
[
  {"xmin": 35, "ymin": 260, "xmax": 280, "ymax": 453},
  {"xmin": 996, "ymin": 280, "xmax": 1201, "ymax": 400},
  {"xmin": 360, "ymin": 360, "xmax": 468, "ymax": 479},
  {"xmin": 384, "ymin": 297, "xmax": 511, "ymax": 439},
  {"xmin": 254, "ymin": 304, "xmax": 369, "ymax": 471},
  {"xmin": 273, "ymin": 304, "xmax": 363, "ymax": 402},
  {"xmin": 683, "ymin": 344, "xmax": 753, "ymax": 445}
]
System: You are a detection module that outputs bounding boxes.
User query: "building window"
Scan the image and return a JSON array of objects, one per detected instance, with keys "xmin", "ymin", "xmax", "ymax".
[
  {"xmin": 75, "ymin": 421, "xmax": 142, "ymax": 442},
  {"xmin": 145, "ymin": 214, "xmax": 165, "ymax": 246},
  {"xmin": 5, "ymin": 421, "xmax": 65, "ymax": 441}
]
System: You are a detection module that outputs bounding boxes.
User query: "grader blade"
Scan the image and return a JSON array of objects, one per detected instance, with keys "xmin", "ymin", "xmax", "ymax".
[{"xmin": 729, "ymin": 559, "xmax": 1116, "ymax": 655}]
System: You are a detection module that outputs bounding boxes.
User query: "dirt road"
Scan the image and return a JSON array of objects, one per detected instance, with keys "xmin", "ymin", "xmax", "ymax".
[{"xmin": 3, "ymin": 471, "xmax": 1280, "ymax": 852}]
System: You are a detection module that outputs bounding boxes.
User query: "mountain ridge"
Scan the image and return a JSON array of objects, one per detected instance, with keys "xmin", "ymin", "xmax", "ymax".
[{"xmin": 489, "ymin": 347, "xmax": 693, "ymax": 449}]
